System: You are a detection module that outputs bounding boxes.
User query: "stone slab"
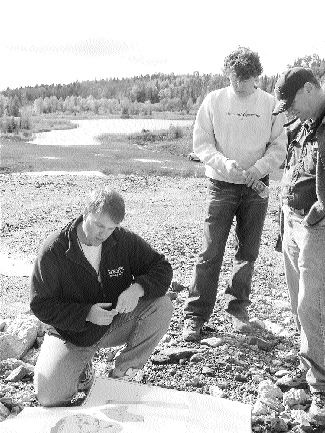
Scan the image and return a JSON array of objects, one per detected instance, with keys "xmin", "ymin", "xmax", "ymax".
[{"xmin": 2, "ymin": 377, "xmax": 251, "ymax": 432}]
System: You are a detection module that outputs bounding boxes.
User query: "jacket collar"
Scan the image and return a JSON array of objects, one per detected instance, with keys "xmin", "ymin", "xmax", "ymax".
[{"xmin": 65, "ymin": 215, "xmax": 118, "ymax": 260}]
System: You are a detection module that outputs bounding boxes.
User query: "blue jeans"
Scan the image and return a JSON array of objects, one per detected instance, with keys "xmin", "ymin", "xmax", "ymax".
[
  {"xmin": 282, "ymin": 205, "xmax": 325, "ymax": 392},
  {"xmin": 34, "ymin": 296, "xmax": 173, "ymax": 407},
  {"xmin": 184, "ymin": 179, "xmax": 268, "ymax": 322}
]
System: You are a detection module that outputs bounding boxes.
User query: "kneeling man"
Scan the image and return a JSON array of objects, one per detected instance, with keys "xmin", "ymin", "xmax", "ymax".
[{"xmin": 30, "ymin": 187, "xmax": 173, "ymax": 407}]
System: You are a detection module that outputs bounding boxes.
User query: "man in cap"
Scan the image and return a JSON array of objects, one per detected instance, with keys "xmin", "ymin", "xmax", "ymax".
[{"xmin": 273, "ymin": 67, "xmax": 325, "ymax": 424}]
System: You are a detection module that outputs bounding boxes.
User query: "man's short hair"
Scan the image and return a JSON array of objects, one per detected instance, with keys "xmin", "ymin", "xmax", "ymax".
[
  {"xmin": 223, "ymin": 47, "xmax": 263, "ymax": 80},
  {"xmin": 84, "ymin": 188, "xmax": 125, "ymax": 223}
]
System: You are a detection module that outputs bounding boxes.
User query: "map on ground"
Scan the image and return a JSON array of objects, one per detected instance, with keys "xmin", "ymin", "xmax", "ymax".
[{"xmin": 2, "ymin": 377, "xmax": 252, "ymax": 433}]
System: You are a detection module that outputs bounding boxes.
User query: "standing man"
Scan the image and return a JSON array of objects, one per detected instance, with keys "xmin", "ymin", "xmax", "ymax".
[
  {"xmin": 183, "ymin": 47, "xmax": 286, "ymax": 341},
  {"xmin": 30, "ymin": 187, "xmax": 173, "ymax": 407},
  {"xmin": 273, "ymin": 67, "xmax": 325, "ymax": 424}
]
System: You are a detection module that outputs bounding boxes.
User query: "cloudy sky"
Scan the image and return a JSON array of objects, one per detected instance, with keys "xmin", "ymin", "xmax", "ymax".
[{"xmin": 1, "ymin": 0, "xmax": 325, "ymax": 91}]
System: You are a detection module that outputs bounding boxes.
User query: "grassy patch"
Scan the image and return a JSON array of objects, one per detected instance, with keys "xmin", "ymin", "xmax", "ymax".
[{"xmin": 0, "ymin": 131, "xmax": 204, "ymax": 178}]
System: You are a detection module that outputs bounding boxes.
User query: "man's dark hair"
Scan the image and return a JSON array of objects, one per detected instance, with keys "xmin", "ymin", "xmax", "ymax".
[
  {"xmin": 223, "ymin": 47, "xmax": 263, "ymax": 80},
  {"xmin": 84, "ymin": 188, "xmax": 125, "ymax": 224}
]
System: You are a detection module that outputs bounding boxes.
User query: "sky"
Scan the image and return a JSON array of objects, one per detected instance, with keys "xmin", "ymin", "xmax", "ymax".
[{"xmin": 1, "ymin": 0, "xmax": 325, "ymax": 91}]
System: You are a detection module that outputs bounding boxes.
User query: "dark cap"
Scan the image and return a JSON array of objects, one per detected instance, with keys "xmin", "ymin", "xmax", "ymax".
[{"xmin": 273, "ymin": 67, "xmax": 316, "ymax": 115}]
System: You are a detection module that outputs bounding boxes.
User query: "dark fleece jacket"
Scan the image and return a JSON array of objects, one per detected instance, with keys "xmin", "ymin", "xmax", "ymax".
[
  {"xmin": 304, "ymin": 110, "xmax": 325, "ymax": 225},
  {"xmin": 30, "ymin": 216, "xmax": 173, "ymax": 346}
]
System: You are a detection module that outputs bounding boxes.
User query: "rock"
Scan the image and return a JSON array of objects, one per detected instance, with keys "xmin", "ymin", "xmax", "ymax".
[
  {"xmin": 160, "ymin": 334, "xmax": 171, "ymax": 344},
  {"xmin": 271, "ymin": 360, "xmax": 283, "ymax": 366},
  {"xmin": 263, "ymin": 320, "xmax": 287, "ymax": 336},
  {"xmin": 269, "ymin": 417, "xmax": 288, "ymax": 432},
  {"xmin": 166, "ymin": 291, "xmax": 178, "ymax": 301},
  {"xmin": 216, "ymin": 380, "xmax": 228, "ymax": 389},
  {"xmin": 248, "ymin": 336, "xmax": 275, "ymax": 351},
  {"xmin": 5, "ymin": 364, "xmax": 32, "ymax": 382},
  {"xmin": 274, "ymin": 369, "xmax": 291, "ymax": 378},
  {"xmin": 189, "ymin": 353, "xmax": 204, "ymax": 363},
  {"xmin": 165, "ymin": 338, "xmax": 178, "ymax": 347},
  {"xmin": 0, "ymin": 358, "xmax": 26, "ymax": 374},
  {"xmin": 5, "ymin": 314, "xmax": 40, "ymax": 357},
  {"xmin": 276, "ymin": 374, "xmax": 308, "ymax": 391},
  {"xmin": 151, "ymin": 354, "xmax": 171, "ymax": 364},
  {"xmin": 252, "ymin": 374, "xmax": 264, "ymax": 383},
  {"xmin": 170, "ymin": 281, "xmax": 186, "ymax": 292},
  {"xmin": 250, "ymin": 318, "xmax": 266, "ymax": 329},
  {"xmin": 200, "ymin": 337, "xmax": 224, "ymax": 348},
  {"xmin": 290, "ymin": 409, "xmax": 312, "ymax": 429},
  {"xmin": 282, "ymin": 350, "xmax": 297, "ymax": 363},
  {"xmin": 156, "ymin": 347, "xmax": 202, "ymax": 363},
  {"xmin": 201, "ymin": 366, "xmax": 214, "ymax": 376},
  {"xmin": 258, "ymin": 380, "xmax": 283, "ymax": 400},
  {"xmin": 234, "ymin": 374, "xmax": 247, "ymax": 382},
  {"xmin": 209, "ymin": 385, "xmax": 225, "ymax": 398},
  {"xmin": 35, "ymin": 336, "xmax": 44, "ymax": 348},
  {"xmin": 256, "ymin": 380, "xmax": 285, "ymax": 413},
  {"xmin": 0, "ymin": 334, "xmax": 25, "ymax": 361},
  {"xmin": 0, "ymin": 401, "xmax": 10, "ymax": 421},
  {"xmin": 252, "ymin": 400, "xmax": 272, "ymax": 416},
  {"xmin": 21, "ymin": 347, "xmax": 40, "ymax": 365},
  {"xmin": 283, "ymin": 389, "xmax": 308, "ymax": 408},
  {"xmin": 186, "ymin": 376, "xmax": 202, "ymax": 387},
  {"xmin": 0, "ymin": 318, "xmax": 7, "ymax": 332}
]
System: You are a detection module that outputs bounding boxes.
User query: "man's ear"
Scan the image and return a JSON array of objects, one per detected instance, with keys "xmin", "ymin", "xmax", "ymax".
[{"xmin": 304, "ymin": 82, "xmax": 314, "ymax": 94}]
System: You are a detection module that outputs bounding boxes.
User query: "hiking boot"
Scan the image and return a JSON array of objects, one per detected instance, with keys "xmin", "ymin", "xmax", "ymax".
[
  {"xmin": 226, "ymin": 307, "xmax": 252, "ymax": 333},
  {"xmin": 309, "ymin": 392, "xmax": 325, "ymax": 425},
  {"xmin": 109, "ymin": 367, "xmax": 144, "ymax": 382},
  {"xmin": 182, "ymin": 318, "xmax": 204, "ymax": 342},
  {"xmin": 78, "ymin": 361, "xmax": 95, "ymax": 391}
]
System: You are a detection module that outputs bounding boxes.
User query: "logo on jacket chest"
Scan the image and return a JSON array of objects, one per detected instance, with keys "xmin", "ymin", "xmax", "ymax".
[{"xmin": 107, "ymin": 266, "xmax": 125, "ymax": 278}]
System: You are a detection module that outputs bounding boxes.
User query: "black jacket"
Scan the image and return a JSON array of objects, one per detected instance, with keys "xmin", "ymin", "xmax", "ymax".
[{"xmin": 30, "ymin": 216, "xmax": 173, "ymax": 346}]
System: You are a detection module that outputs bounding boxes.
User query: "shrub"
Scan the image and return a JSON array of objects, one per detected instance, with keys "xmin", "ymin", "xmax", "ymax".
[
  {"xmin": 0, "ymin": 116, "xmax": 20, "ymax": 134},
  {"xmin": 19, "ymin": 107, "xmax": 33, "ymax": 130}
]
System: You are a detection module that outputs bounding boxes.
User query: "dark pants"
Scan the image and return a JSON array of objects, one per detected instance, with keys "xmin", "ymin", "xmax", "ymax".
[{"xmin": 184, "ymin": 179, "xmax": 268, "ymax": 322}]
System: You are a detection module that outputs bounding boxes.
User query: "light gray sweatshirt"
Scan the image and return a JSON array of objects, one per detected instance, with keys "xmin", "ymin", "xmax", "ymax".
[{"xmin": 193, "ymin": 86, "xmax": 287, "ymax": 183}]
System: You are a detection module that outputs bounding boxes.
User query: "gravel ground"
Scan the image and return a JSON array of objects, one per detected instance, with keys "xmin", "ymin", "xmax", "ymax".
[{"xmin": 0, "ymin": 172, "xmax": 312, "ymax": 432}]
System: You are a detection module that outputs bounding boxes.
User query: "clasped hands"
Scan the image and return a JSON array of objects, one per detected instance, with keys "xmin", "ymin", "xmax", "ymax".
[
  {"xmin": 225, "ymin": 159, "xmax": 262, "ymax": 188},
  {"xmin": 86, "ymin": 283, "xmax": 144, "ymax": 326}
]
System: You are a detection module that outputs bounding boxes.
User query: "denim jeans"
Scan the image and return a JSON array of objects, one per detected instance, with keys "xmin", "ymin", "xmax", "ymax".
[
  {"xmin": 282, "ymin": 205, "xmax": 325, "ymax": 392},
  {"xmin": 184, "ymin": 179, "xmax": 268, "ymax": 322},
  {"xmin": 34, "ymin": 296, "xmax": 173, "ymax": 407}
]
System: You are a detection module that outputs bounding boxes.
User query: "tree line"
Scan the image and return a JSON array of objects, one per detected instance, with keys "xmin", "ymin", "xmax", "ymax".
[{"xmin": 1, "ymin": 54, "xmax": 324, "ymax": 119}]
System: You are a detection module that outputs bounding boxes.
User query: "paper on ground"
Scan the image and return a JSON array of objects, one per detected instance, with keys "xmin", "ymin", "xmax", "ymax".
[{"xmin": 1, "ymin": 377, "xmax": 252, "ymax": 433}]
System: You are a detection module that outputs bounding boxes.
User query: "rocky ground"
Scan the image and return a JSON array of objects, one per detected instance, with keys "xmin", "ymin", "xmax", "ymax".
[{"xmin": 0, "ymin": 171, "xmax": 323, "ymax": 432}]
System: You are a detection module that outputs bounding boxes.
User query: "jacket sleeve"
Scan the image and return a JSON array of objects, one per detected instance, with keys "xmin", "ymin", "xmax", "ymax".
[
  {"xmin": 30, "ymin": 245, "xmax": 92, "ymax": 332},
  {"xmin": 193, "ymin": 93, "xmax": 229, "ymax": 173},
  {"xmin": 254, "ymin": 110, "xmax": 287, "ymax": 176},
  {"xmin": 304, "ymin": 124, "xmax": 325, "ymax": 226},
  {"xmin": 127, "ymin": 232, "xmax": 173, "ymax": 298}
]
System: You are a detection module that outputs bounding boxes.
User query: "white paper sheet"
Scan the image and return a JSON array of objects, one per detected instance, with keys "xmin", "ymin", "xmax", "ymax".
[{"xmin": 1, "ymin": 377, "xmax": 252, "ymax": 433}]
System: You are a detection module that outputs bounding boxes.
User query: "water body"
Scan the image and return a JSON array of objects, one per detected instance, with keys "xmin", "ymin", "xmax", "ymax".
[{"xmin": 31, "ymin": 118, "xmax": 193, "ymax": 146}]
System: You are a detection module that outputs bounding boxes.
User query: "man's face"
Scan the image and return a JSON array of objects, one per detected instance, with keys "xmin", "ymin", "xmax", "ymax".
[
  {"xmin": 229, "ymin": 73, "xmax": 256, "ymax": 97},
  {"xmin": 82, "ymin": 212, "xmax": 119, "ymax": 246},
  {"xmin": 286, "ymin": 85, "xmax": 313, "ymax": 122}
]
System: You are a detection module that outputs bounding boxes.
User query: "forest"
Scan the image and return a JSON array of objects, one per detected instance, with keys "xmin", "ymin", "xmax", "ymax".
[{"xmin": 1, "ymin": 54, "xmax": 324, "ymax": 129}]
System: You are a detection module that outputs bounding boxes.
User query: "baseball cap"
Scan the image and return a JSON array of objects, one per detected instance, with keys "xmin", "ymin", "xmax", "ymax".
[{"xmin": 273, "ymin": 67, "xmax": 316, "ymax": 115}]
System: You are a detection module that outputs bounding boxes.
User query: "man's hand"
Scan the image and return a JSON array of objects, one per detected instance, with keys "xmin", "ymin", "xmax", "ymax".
[
  {"xmin": 243, "ymin": 166, "xmax": 262, "ymax": 188},
  {"xmin": 115, "ymin": 283, "xmax": 144, "ymax": 314},
  {"xmin": 224, "ymin": 159, "xmax": 245, "ymax": 182},
  {"xmin": 86, "ymin": 303, "xmax": 118, "ymax": 326}
]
